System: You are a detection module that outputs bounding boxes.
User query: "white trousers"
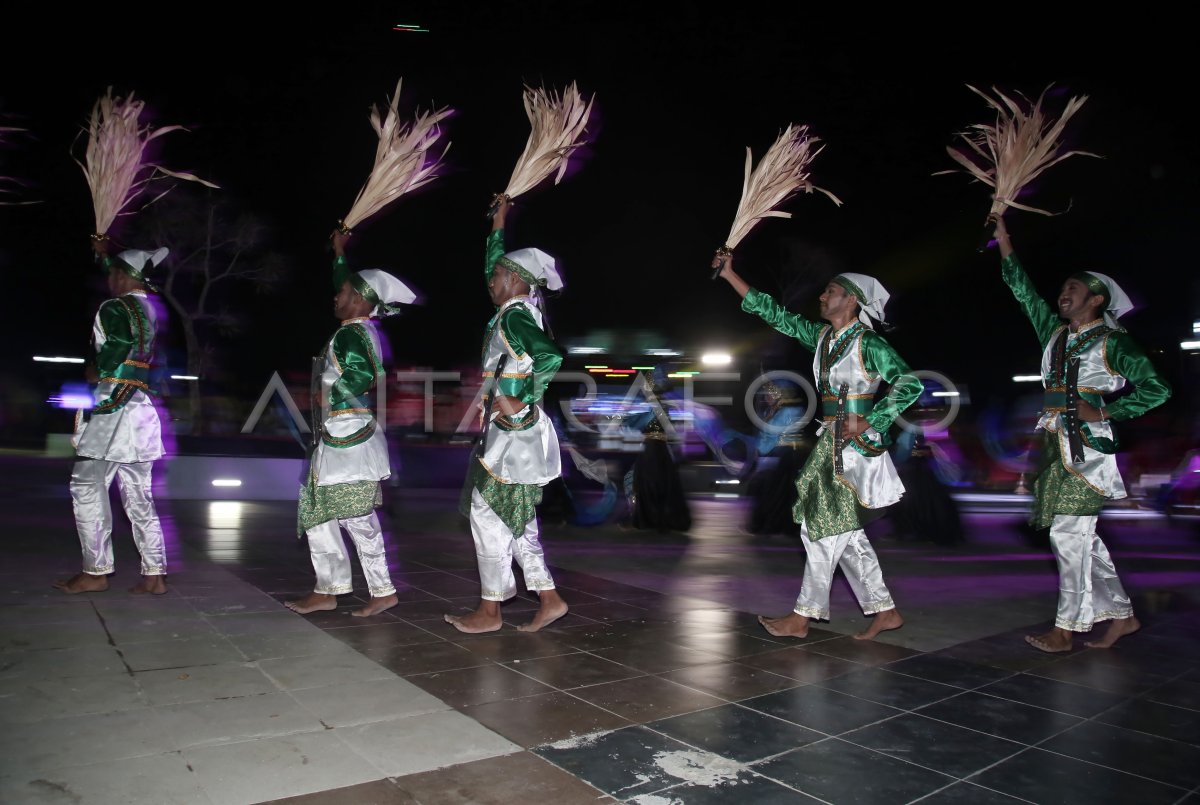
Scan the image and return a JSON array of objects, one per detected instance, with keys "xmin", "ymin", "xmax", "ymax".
[
  {"xmin": 305, "ymin": 513, "xmax": 396, "ymax": 598},
  {"xmin": 469, "ymin": 489, "xmax": 555, "ymax": 601},
  {"xmin": 1049, "ymin": 514, "xmax": 1133, "ymax": 631},
  {"xmin": 794, "ymin": 526, "xmax": 895, "ymax": 619},
  {"xmin": 70, "ymin": 459, "xmax": 165, "ymax": 576}
]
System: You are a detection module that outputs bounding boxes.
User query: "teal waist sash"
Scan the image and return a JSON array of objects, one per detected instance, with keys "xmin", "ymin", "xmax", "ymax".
[{"xmin": 820, "ymin": 395, "xmax": 874, "ymax": 420}]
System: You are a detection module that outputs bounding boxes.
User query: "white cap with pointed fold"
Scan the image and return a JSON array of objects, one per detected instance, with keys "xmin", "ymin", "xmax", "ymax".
[
  {"xmin": 354, "ymin": 269, "xmax": 417, "ymax": 317},
  {"xmin": 115, "ymin": 247, "xmax": 169, "ymax": 279},
  {"xmin": 1077, "ymin": 270, "xmax": 1132, "ymax": 328},
  {"xmin": 496, "ymin": 247, "xmax": 563, "ymax": 291},
  {"xmin": 834, "ymin": 272, "xmax": 889, "ymax": 328}
]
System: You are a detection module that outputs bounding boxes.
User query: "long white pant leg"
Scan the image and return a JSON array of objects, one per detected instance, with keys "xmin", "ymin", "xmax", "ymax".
[
  {"xmin": 1050, "ymin": 514, "xmax": 1132, "ymax": 631},
  {"xmin": 70, "ymin": 459, "xmax": 119, "ymax": 575},
  {"xmin": 341, "ymin": 512, "xmax": 396, "ymax": 598},
  {"xmin": 837, "ymin": 530, "xmax": 896, "ymax": 615},
  {"xmin": 116, "ymin": 462, "xmax": 166, "ymax": 575},
  {"xmin": 1088, "ymin": 532, "xmax": 1133, "ymax": 624},
  {"xmin": 305, "ymin": 520, "xmax": 354, "ymax": 595},
  {"xmin": 469, "ymin": 489, "xmax": 517, "ymax": 602},
  {"xmin": 794, "ymin": 527, "xmax": 852, "ymax": 619},
  {"xmin": 511, "ymin": 516, "xmax": 556, "ymax": 593}
]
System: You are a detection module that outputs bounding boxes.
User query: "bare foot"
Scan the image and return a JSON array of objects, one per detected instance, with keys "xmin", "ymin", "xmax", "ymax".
[
  {"xmin": 444, "ymin": 612, "xmax": 502, "ymax": 633},
  {"xmin": 758, "ymin": 613, "xmax": 811, "ymax": 638},
  {"xmin": 445, "ymin": 601, "xmax": 503, "ymax": 634},
  {"xmin": 284, "ymin": 592, "xmax": 338, "ymax": 614},
  {"xmin": 1024, "ymin": 627, "xmax": 1073, "ymax": 653},
  {"xmin": 130, "ymin": 575, "xmax": 168, "ymax": 595},
  {"xmin": 52, "ymin": 573, "xmax": 109, "ymax": 594},
  {"xmin": 855, "ymin": 608, "xmax": 904, "ymax": 640},
  {"xmin": 517, "ymin": 590, "xmax": 568, "ymax": 632},
  {"xmin": 1084, "ymin": 616, "xmax": 1141, "ymax": 649},
  {"xmin": 353, "ymin": 593, "xmax": 398, "ymax": 617}
]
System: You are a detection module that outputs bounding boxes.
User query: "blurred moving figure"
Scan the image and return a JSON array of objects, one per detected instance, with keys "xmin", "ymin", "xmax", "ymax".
[
  {"xmin": 622, "ymin": 372, "xmax": 692, "ymax": 533},
  {"xmin": 890, "ymin": 428, "xmax": 964, "ymax": 546},
  {"xmin": 746, "ymin": 379, "xmax": 811, "ymax": 537}
]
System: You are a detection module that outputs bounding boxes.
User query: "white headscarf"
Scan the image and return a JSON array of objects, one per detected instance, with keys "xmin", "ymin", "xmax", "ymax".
[
  {"xmin": 355, "ymin": 269, "xmax": 416, "ymax": 317},
  {"xmin": 1079, "ymin": 271, "xmax": 1132, "ymax": 329},
  {"xmin": 496, "ymin": 247, "xmax": 564, "ymax": 291},
  {"xmin": 834, "ymin": 272, "xmax": 890, "ymax": 329},
  {"xmin": 116, "ymin": 247, "xmax": 169, "ymax": 276}
]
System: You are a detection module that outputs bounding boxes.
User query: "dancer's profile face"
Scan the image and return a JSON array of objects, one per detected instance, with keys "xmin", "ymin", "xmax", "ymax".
[
  {"xmin": 334, "ymin": 281, "xmax": 369, "ymax": 320},
  {"xmin": 818, "ymin": 282, "xmax": 857, "ymax": 323},
  {"xmin": 487, "ymin": 264, "xmax": 528, "ymax": 305},
  {"xmin": 107, "ymin": 266, "xmax": 137, "ymax": 297},
  {"xmin": 487, "ymin": 265, "xmax": 507, "ymax": 305}
]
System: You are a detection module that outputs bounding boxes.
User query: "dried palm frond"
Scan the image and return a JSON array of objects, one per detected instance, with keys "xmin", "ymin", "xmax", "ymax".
[
  {"xmin": 724, "ymin": 124, "xmax": 841, "ymax": 250},
  {"xmin": 499, "ymin": 82, "xmax": 593, "ymax": 200},
  {"xmin": 937, "ymin": 85, "xmax": 1098, "ymax": 217},
  {"xmin": 711, "ymin": 125, "xmax": 840, "ymax": 277},
  {"xmin": 74, "ymin": 87, "xmax": 219, "ymax": 236},
  {"xmin": 340, "ymin": 78, "xmax": 453, "ymax": 231}
]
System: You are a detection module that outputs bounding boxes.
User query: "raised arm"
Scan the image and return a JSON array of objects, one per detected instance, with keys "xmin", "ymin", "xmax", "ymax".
[
  {"xmin": 860, "ymin": 331, "xmax": 924, "ymax": 433},
  {"xmin": 718, "ymin": 254, "xmax": 823, "ymax": 351},
  {"xmin": 994, "ymin": 217, "xmax": 1060, "ymax": 349},
  {"xmin": 331, "ymin": 230, "xmax": 352, "ymax": 291},
  {"xmin": 485, "ymin": 196, "xmax": 512, "ymax": 284}
]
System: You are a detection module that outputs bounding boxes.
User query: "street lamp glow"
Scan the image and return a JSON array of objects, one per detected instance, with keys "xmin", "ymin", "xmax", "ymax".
[
  {"xmin": 1012, "ymin": 374, "xmax": 1042, "ymax": 382},
  {"xmin": 211, "ymin": 479, "xmax": 242, "ymax": 487},
  {"xmin": 701, "ymin": 352, "xmax": 732, "ymax": 366},
  {"xmin": 33, "ymin": 356, "xmax": 85, "ymax": 364},
  {"xmin": 568, "ymin": 346, "xmax": 606, "ymax": 355},
  {"xmin": 645, "ymin": 348, "xmax": 682, "ymax": 357},
  {"xmin": 1181, "ymin": 341, "xmax": 1200, "ymax": 351}
]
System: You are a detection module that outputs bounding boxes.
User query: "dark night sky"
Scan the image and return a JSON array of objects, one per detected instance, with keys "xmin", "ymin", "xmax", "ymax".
[{"xmin": 3, "ymin": 5, "xmax": 1197, "ymax": 426}]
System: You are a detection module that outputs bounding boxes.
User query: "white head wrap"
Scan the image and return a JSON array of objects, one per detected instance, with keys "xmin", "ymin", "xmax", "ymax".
[
  {"xmin": 116, "ymin": 247, "xmax": 169, "ymax": 276},
  {"xmin": 834, "ymin": 272, "xmax": 889, "ymax": 328},
  {"xmin": 496, "ymin": 247, "xmax": 563, "ymax": 291},
  {"xmin": 355, "ymin": 269, "xmax": 416, "ymax": 317},
  {"xmin": 1078, "ymin": 271, "xmax": 1132, "ymax": 328}
]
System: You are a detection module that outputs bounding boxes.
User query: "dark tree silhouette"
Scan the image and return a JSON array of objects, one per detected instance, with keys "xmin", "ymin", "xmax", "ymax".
[{"xmin": 130, "ymin": 186, "xmax": 284, "ymax": 433}]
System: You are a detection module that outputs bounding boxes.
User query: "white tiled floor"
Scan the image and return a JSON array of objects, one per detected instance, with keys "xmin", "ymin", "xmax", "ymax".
[{"xmin": 0, "ymin": 559, "xmax": 525, "ymax": 804}]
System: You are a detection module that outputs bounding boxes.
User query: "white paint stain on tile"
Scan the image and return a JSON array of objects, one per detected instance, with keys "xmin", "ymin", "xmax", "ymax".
[
  {"xmin": 630, "ymin": 795, "xmax": 682, "ymax": 805},
  {"xmin": 545, "ymin": 728, "xmax": 613, "ymax": 750},
  {"xmin": 653, "ymin": 749, "xmax": 743, "ymax": 786}
]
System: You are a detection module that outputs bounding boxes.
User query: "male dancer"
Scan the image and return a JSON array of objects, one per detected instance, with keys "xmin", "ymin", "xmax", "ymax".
[
  {"xmin": 718, "ymin": 255, "xmax": 923, "ymax": 639},
  {"xmin": 445, "ymin": 197, "xmax": 568, "ymax": 633},
  {"xmin": 56, "ymin": 239, "xmax": 169, "ymax": 595},
  {"xmin": 286, "ymin": 230, "xmax": 414, "ymax": 617},
  {"xmin": 994, "ymin": 216, "xmax": 1170, "ymax": 651}
]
